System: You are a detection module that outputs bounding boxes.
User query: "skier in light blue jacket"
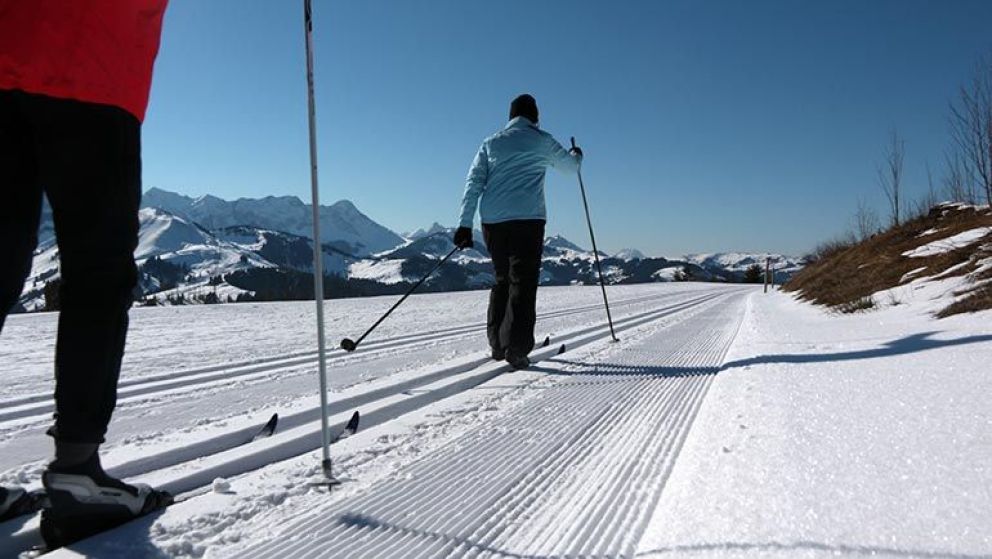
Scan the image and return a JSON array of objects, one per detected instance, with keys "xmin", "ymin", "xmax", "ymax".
[{"xmin": 454, "ymin": 94, "xmax": 582, "ymax": 369}]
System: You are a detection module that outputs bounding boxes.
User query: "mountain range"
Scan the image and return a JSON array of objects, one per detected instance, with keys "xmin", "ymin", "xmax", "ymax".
[{"xmin": 16, "ymin": 189, "xmax": 802, "ymax": 312}]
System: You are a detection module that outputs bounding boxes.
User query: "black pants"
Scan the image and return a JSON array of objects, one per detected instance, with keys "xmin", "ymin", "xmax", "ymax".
[
  {"xmin": 0, "ymin": 90, "xmax": 141, "ymax": 444},
  {"xmin": 483, "ymin": 219, "xmax": 545, "ymax": 358}
]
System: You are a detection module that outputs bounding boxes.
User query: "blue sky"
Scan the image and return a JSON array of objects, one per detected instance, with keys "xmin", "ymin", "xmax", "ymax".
[{"xmin": 143, "ymin": 0, "xmax": 992, "ymax": 257}]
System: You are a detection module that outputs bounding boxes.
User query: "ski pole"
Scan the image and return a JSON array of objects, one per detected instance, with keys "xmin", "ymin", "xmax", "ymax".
[
  {"xmin": 341, "ymin": 245, "xmax": 461, "ymax": 352},
  {"xmin": 302, "ymin": 0, "xmax": 337, "ymax": 484},
  {"xmin": 572, "ymin": 137, "xmax": 619, "ymax": 343}
]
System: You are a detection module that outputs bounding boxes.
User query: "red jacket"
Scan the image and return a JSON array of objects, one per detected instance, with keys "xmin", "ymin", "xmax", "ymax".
[{"xmin": 0, "ymin": 1, "xmax": 168, "ymax": 122}]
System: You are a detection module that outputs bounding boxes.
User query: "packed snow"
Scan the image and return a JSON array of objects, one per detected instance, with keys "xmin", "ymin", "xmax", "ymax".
[{"xmin": 902, "ymin": 226, "xmax": 992, "ymax": 258}]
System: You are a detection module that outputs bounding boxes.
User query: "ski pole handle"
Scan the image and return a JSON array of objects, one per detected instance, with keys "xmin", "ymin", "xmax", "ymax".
[{"xmin": 571, "ymin": 136, "xmax": 577, "ymax": 150}]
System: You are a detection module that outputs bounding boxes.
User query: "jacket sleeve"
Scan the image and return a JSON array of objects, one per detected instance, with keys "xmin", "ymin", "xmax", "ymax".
[
  {"xmin": 546, "ymin": 135, "xmax": 582, "ymax": 175},
  {"xmin": 458, "ymin": 143, "xmax": 489, "ymax": 228}
]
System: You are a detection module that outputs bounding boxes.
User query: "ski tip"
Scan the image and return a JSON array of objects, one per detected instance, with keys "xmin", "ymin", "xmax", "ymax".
[
  {"xmin": 557, "ymin": 344, "xmax": 566, "ymax": 355},
  {"xmin": 346, "ymin": 410, "xmax": 360, "ymax": 433},
  {"xmin": 340, "ymin": 338, "xmax": 357, "ymax": 352},
  {"xmin": 542, "ymin": 336, "xmax": 550, "ymax": 347},
  {"xmin": 251, "ymin": 413, "xmax": 279, "ymax": 442}
]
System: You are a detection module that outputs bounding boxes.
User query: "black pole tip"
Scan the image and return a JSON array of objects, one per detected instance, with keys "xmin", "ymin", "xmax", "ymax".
[{"xmin": 340, "ymin": 338, "xmax": 357, "ymax": 352}]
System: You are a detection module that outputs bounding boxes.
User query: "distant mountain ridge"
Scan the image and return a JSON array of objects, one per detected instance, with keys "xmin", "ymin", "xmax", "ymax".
[
  {"xmin": 142, "ymin": 187, "xmax": 404, "ymax": 256},
  {"xmin": 16, "ymin": 188, "xmax": 802, "ymax": 311}
]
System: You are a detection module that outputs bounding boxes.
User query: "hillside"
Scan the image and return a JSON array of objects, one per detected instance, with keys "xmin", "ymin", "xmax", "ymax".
[{"xmin": 784, "ymin": 203, "xmax": 992, "ymax": 317}]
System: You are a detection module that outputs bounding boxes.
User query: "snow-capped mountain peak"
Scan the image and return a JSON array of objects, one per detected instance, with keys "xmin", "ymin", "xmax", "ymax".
[
  {"xmin": 142, "ymin": 188, "xmax": 404, "ymax": 256},
  {"xmin": 407, "ymin": 222, "xmax": 450, "ymax": 240},
  {"xmin": 545, "ymin": 235, "xmax": 585, "ymax": 252},
  {"xmin": 613, "ymin": 248, "xmax": 646, "ymax": 261}
]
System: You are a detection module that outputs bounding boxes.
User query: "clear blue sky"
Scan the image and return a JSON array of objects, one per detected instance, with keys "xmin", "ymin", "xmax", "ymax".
[{"xmin": 143, "ymin": 0, "xmax": 992, "ymax": 257}]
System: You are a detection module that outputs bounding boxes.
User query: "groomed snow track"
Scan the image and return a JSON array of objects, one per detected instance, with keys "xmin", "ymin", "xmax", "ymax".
[
  {"xmin": 0, "ymin": 290, "xmax": 690, "ymax": 425},
  {"xmin": 2, "ymin": 287, "xmax": 748, "ymax": 558},
  {"xmin": 236, "ymin": 290, "xmax": 748, "ymax": 558}
]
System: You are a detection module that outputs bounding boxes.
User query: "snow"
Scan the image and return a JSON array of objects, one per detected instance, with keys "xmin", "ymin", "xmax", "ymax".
[
  {"xmin": 2, "ymin": 279, "xmax": 990, "ymax": 558},
  {"xmin": 636, "ymin": 288, "xmax": 992, "ymax": 558},
  {"xmin": 652, "ymin": 267, "xmax": 680, "ymax": 281},
  {"xmin": 347, "ymin": 259, "xmax": 407, "ymax": 284},
  {"xmin": 613, "ymin": 248, "xmax": 647, "ymax": 261},
  {"xmin": 211, "ymin": 478, "xmax": 231, "ymax": 494},
  {"xmin": 903, "ymin": 226, "xmax": 992, "ymax": 258}
]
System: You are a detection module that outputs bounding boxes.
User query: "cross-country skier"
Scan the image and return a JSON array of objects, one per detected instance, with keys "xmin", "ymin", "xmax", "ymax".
[
  {"xmin": 454, "ymin": 94, "xmax": 583, "ymax": 370},
  {"xmin": 0, "ymin": 0, "xmax": 174, "ymax": 546}
]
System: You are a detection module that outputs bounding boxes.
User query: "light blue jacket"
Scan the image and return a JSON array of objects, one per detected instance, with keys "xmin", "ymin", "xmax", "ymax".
[{"xmin": 459, "ymin": 117, "xmax": 582, "ymax": 228}]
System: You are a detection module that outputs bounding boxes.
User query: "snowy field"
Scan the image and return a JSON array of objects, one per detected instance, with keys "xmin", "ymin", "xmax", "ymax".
[{"xmin": 1, "ymin": 281, "xmax": 990, "ymax": 558}]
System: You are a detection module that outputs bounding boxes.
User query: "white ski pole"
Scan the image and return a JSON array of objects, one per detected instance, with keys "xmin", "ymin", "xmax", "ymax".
[
  {"xmin": 571, "ymin": 137, "xmax": 619, "ymax": 343},
  {"xmin": 303, "ymin": 0, "xmax": 336, "ymax": 483}
]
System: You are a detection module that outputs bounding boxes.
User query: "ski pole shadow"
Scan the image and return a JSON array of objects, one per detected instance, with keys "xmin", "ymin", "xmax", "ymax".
[
  {"xmin": 720, "ymin": 331, "xmax": 992, "ymax": 370},
  {"xmin": 634, "ymin": 539, "xmax": 990, "ymax": 559}
]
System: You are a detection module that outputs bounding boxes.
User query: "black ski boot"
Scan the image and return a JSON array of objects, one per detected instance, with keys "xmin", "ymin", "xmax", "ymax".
[
  {"xmin": 0, "ymin": 486, "xmax": 46, "ymax": 522},
  {"xmin": 505, "ymin": 353, "xmax": 530, "ymax": 370},
  {"xmin": 40, "ymin": 452, "xmax": 173, "ymax": 549},
  {"xmin": 491, "ymin": 347, "xmax": 506, "ymax": 361}
]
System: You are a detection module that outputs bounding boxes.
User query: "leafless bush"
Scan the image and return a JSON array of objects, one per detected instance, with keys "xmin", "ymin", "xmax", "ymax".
[
  {"xmin": 949, "ymin": 52, "xmax": 992, "ymax": 205},
  {"xmin": 877, "ymin": 129, "xmax": 905, "ymax": 225},
  {"xmin": 852, "ymin": 198, "xmax": 881, "ymax": 241}
]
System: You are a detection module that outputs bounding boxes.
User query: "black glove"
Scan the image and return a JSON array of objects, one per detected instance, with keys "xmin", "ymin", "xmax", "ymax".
[
  {"xmin": 570, "ymin": 145, "xmax": 583, "ymax": 157},
  {"xmin": 453, "ymin": 227, "xmax": 474, "ymax": 249}
]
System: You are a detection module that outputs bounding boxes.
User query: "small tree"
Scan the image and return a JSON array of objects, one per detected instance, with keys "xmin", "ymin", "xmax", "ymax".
[
  {"xmin": 744, "ymin": 264, "xmax": 763, "ymax": 284},
  {"xmin": 943, "ymin": 151, "xmax": 977, "ymax": 204},
  {"xmin": 911, "ymin": 162, "xmax": 940, "ymax": 219},
  {"xmin": 853, "ymin": 197, "xmax": 880, "ymax": 241},
  {"xmin": 877, "ymin": 129, "xmax": 905, "ymax": 226},
  {"xmin": 949, "ymin": 52, "xmax": 992, "ymax": 206}
]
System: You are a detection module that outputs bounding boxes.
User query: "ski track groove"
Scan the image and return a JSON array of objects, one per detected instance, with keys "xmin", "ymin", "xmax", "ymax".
[
  {"xmin": 391, "ymin": 373, "xmax": 656, "ymax": 559},
  {"xmin": 95, "ymin": 291, "xmax": 725, "ymax": 484},
  {"xmin": 0, "ymin": 288, "xmax": 745, "ymax": 559},
  {"xmin": 302, "ymin": 376, "xmax": 619, "ymax": 559},
  {"xmin": 237, "ymin": 291, "xmax": 748, "ymax": 559},
  {"xmin": 0, "ymin": 291, "xmax": 684, "ymax": 425},
  {"xmin": 458, "ymin": 375, "xmax": 687, "ymax": 559},
  {"xmin": 261, "ymin": 292, "xmax": 737, "ymax": 559}
]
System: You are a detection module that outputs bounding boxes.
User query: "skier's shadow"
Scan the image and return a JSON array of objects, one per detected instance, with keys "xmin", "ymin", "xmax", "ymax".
[
  {"xmin": 719, "ymin": 331, "xmax": 992, "ymax": 370},
  {"xmin": 531, "ymin": 332, "xmax": 992, "ymax": 378}
]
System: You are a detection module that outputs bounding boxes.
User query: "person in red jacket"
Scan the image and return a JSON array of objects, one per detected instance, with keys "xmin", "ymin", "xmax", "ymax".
[{"xmin": 0, "ymin": 1, "xmax": 173, "ymax": 547}]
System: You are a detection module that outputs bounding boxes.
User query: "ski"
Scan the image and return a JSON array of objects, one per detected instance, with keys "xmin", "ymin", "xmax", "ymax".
[
  {"xmin": 10, "ymin": 412, "xmax": 283, "ymax": 558},
  {"xmin": 250, "ymin": 413, "xmax": 279, "ymax": 443},
  {"xmin": 333, "ymin": 411, "xmax": 360, "ymax": 443},
  {"xmin": 0, "ymin": 489, "xmax": 46, "ymax": 523}
]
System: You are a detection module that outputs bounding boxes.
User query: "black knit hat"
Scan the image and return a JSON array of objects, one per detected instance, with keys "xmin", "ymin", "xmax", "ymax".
[{"xmin": 509, "ymin": 94, "xmax": 539, "ymax": 124}]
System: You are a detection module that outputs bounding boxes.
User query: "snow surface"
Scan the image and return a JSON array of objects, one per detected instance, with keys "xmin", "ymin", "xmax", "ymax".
[
  {"xmin": 637, "ymin": 288, "xmax": 992, "ymax": 558},
  {"xmin": 1, "ymin": 279, "xmax": 989, "ymax": 558},
  {"xmin": 902, "ymin": 227, "xmax": 992, "ymax": 258},
  {"xmin": 347, "ymin": 259, "xmax": 407, "ymax": 284}
]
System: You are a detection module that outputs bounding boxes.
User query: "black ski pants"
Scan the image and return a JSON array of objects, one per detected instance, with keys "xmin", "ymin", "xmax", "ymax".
[
  {"xmin": 0, "ymin": 90, "xmax": 141, "ymax": 444},
  {"xmin": 482, "ymin": 219, "xmax": 545, "ymax": 358}
]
